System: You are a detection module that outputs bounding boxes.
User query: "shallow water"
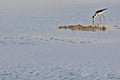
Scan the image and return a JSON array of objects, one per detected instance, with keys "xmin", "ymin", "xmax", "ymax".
[{"xmin": 0, "ymin": 1, "xmax": 120, "ymax": 80}]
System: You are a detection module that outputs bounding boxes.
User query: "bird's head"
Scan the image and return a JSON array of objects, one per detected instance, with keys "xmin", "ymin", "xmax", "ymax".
[
  {"xmin": 92, "ymin": 16, "xmax": 94, "ymax": 18},
  {"xmin": 92, "ymin": 14, "xmax": 97, "ymax": 19}
]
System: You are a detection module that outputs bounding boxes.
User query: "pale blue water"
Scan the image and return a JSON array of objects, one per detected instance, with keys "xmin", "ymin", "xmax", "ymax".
[{"xmin": 0, "ymin": 1, "xmax": 120, "ymax": 80}]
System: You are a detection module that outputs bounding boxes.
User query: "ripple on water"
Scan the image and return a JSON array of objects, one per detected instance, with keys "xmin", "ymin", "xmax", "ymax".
[{"xmin": 0, "ymin": 64, "xmax": 120, "ymax": 80}]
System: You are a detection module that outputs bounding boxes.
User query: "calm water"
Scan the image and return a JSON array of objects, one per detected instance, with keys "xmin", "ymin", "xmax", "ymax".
[{"xmin": 0, "ymin": 1, "xmax": 120, "ymax": 79}]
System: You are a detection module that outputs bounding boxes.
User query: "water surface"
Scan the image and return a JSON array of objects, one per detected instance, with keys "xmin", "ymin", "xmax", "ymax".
[{"xmin": 0, "ymin": 1, "xmax": 120, "ymax": 79}]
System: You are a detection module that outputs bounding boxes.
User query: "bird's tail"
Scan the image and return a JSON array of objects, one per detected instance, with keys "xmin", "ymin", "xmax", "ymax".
[{"xmin": 103, "ymin": 8, "xmax": 107, "ymax": 11}]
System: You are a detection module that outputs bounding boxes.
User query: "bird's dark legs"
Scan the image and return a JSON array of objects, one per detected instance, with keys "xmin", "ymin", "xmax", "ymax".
[
  {"xmin": 92, "ymin": 18, "xmax": 95, "ymax": 26},
  {"xmin": 99, "ymin": 16, "xmax": 102, "ymax": 25},
  {"xmin": 98, "ymin": 15, "xmax": 106, "ymax": 26},
  {"xmin": 92, "ymin": 15, "xmax": 106, "ymax": 26},
  {"xmin": 101, "ymin": 14, "xmax": 105, "ymax": 24}
]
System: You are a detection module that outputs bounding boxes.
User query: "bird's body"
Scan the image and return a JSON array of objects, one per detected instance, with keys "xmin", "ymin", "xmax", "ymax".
[
  {"xmin": 92, "ymin": 8, "xmax": 107, "ymax": 19},
  {"xmin": 92, "ymin": 8, "xmax": 107, "ymax": 25}
]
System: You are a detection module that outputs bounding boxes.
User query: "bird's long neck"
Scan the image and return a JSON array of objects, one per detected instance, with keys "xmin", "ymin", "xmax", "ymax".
[{"xmin": 92, "ymin": 13, "xmax": 97, "ymax": 19}]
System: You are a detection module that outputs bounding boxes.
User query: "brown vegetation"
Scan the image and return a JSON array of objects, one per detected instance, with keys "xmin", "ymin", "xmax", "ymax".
[{"xmin": 58, "ymin": 24, "xmax": 107, "ymax": 32}]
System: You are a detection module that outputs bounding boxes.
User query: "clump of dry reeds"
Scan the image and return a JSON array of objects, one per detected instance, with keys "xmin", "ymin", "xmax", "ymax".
[{"xmin": 58, "ymin": 24, "xmax": 107, "ymax": 32}]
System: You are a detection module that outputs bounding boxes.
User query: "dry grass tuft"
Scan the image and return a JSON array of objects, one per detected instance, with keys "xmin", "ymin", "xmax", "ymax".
[{"xmin": 58, "ymin": 24, "xmax": 107, "ymax": 32}]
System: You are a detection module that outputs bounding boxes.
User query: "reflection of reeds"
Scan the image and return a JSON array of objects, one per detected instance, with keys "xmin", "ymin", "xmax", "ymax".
[{"xmin": 59, "ymin": 24, "xmax": 107, "ymax": 32}]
